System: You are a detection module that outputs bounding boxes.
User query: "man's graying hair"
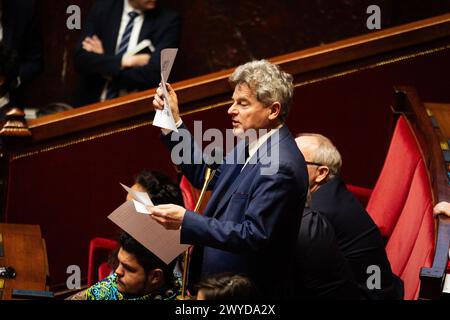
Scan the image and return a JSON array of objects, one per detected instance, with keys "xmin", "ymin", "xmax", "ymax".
[
  {"xmin": 298, "ymin": 133, "xmax": 342, "ymax": 179},
  {"xmin": 229, "ymin": 60, "xmax": 294, "ymax": 122}
]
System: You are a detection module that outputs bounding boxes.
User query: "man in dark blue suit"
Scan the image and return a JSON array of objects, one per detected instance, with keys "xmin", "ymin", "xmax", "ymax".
[
  {"xmin": 150, "ymin": 60, "xmax": 308, "ymax": 298},
  {"xmin": 73, "ymin": 0, "xmax": 181, "ymax": 107}
]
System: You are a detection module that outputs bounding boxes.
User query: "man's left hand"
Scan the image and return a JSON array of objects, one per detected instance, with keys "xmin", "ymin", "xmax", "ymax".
[
  {"xmin": 82, "ymin": 35, "xmax": 105, "ymax": 54},
  {"xmin": 148, "ymin": 204, "xmax": 186, "ymax": 230}
]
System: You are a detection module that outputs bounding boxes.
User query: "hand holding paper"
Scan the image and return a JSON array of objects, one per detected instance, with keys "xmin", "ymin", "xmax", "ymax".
[
  {"xmin": 152, "ymin": 48, "xmax": 179, "ymax": 132},
  {"xmin": 148, "ymin": 204, "xmax": 186, "ymax": 230}
]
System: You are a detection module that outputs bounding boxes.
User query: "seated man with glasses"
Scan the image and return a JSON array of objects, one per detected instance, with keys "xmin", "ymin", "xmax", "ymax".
[{"xmin": 295, "ymin": 133, "xmax": 403, "ymax": 300}]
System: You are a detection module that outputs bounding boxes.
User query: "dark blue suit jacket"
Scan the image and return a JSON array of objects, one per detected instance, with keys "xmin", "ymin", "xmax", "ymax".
[
  {"xmin": 162, "ymin": 124, "xmax": 308, "ymax": 298},
  {"xmin": 73, "ymin": 0, "xmax": 181, "ymax": 106}
]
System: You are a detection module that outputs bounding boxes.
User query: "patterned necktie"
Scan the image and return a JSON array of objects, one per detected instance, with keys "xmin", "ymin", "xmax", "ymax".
[{"xmin": 106, "ymin": 11, "xmax": 139, "ymax": 100}]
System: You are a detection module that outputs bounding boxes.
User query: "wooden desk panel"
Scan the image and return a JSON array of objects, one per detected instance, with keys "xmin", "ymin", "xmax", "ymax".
[{"xmin": 0, "ymin": 224, "xmax": 47, "ymax": 299}]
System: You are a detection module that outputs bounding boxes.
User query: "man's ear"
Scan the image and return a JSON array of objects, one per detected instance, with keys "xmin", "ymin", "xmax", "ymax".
[
  {"xmin": 268, "ymin": 102, "xmax": 281, "ymax": 120},
  {"xmin": 315, "ymin": 166, "xmax": 330, "ymax": 184},
  {"xmin": 149, "ymin": 268, "xmax": 164, "ymax": 285}
]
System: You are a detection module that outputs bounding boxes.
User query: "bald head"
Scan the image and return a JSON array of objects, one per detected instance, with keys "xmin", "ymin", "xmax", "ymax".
[{"xmin": 295, "ymin": 133, "xmax": 342, "ymax": 190}]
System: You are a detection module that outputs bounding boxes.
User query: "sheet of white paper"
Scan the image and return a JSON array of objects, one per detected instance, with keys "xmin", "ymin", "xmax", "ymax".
[
  {"xmin": 133, "ymin": 199, "xmax": 151, "ymax": 214},
  {"xmin": 152, "ymin": 48, "xmax": 179, "ymax": 132},
  {"xmin": 160, "ymin": 48, "xmax": 178, "ymax": 82},
  {"xmin": 108, "ymin": 201, "xmax": 189, "ymax": 264},
  {"xmin": 120, "ymin": 183, "xmax": 153, "ymax": 206}
]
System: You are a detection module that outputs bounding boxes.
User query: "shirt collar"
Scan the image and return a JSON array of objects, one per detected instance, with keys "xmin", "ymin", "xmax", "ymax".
[
  {"xmin": 247, "ymin": 124, "xmax": 283, "ymax": 160},
  {"xmin": 124, "ymin": 0, "xmax": 143, "ymax": 16}
]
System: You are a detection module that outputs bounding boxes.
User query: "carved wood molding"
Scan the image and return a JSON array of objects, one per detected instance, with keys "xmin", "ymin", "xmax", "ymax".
[{"xmin": 0, "ymin": 108, "xmax": 31, "ymax": 137}]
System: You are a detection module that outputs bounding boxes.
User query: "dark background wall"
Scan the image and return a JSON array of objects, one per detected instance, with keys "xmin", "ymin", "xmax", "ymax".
[{"xmin": 22, "ymin": 0, "xmax": 450, "ymax": 109}]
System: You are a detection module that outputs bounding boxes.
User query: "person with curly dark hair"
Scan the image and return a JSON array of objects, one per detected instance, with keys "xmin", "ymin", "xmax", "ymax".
[{"xmin": 126, "ymin": 170, "xmax": 184, "ymax": 207}]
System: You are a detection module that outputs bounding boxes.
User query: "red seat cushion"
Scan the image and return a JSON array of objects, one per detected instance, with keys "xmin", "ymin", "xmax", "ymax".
[
  {"xmin": 367, "ymin": 116, "xmax": 422, "ymax": 238},
  {"xmin": 385, "ymin": 160, "xmax": 434, "ymax": 299}
]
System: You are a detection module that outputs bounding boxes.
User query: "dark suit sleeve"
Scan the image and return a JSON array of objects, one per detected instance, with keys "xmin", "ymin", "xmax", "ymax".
[
  {"xmin": 115, "ymin": 12, "xmax": 181, "ymax": 89},
  {"xmin": 161, "ymin": 123, "xmax": 219, "ymax": 190},
  {"xmin": 180, "ymin": 165, "xmax": 298, "ymax": 253},
  {"xmin": 18, "ymin": 2, "xmax": 43, "ymax": 86},
  {"xmin": 73, "ymin": 1, "xmax": 122, "ymax": 78}
]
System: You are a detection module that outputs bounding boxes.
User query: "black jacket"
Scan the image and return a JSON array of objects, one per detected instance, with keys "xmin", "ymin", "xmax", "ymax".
[
  {"xmin": 294, "ymin": 208, "xmax": 362, "ymax": 299},
  {"xmin": 1, "ymin": 0, "xmax": 43, "ymax": 103},
  {"xmin": 73, "ymin": 0, "xmax": 181, "ymax": 106},
  {"xmin": 310, "ymin": 176, "xmax": 404, "ymax": 299}
]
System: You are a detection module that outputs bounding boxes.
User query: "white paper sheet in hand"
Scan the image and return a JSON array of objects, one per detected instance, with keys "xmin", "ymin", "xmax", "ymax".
[
  {"xmin": 120, "ymin": 183, "xmax": 153, "ymax": 214},
  {"xmin": 153, "ymin": 48, "xmax": 179, "ymax": 132},
  {"xmin": 108, "ymin": 201, "xmax": 189, "ymax": 264}
]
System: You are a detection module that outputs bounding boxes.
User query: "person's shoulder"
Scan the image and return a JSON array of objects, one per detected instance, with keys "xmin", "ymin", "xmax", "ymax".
[
  {"xmin": 85, "ymin": 274, "xmax": 118, "ymax": 300},
  {"xmin": 91, "ymin": 0, "xmax": 120, "ymax": 11},
  {"xmin": 154, "ymin": 6, "xmax": 181, "ymax": 22}
]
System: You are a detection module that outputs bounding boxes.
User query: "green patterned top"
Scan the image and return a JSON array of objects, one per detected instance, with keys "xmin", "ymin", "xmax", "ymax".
[{"xmin": 85, "ymin": 273, "xmax": 180, "ymax": 300}]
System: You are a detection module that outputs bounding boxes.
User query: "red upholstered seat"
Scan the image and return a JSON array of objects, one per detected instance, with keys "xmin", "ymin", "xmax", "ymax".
[
  {"xmin": 385, "ymin": 160, "xmax": 434, "ymax": 299},
  {"xmin": 366, "ymin": 116, "xmax": 423, "ymax": 238},
  {"xmin": 180, "ymin": 175, "xmax": 196, "ymax": 211},
  {"xmin": 87, "ymin": 237, "xmax": 119, "ymax": 286},
  {"xmin": 386, "ymin": 160, "xmax": 434, "ymax": 299}
]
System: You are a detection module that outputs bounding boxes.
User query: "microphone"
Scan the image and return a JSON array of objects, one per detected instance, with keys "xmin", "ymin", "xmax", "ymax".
[{"xmin": 203, "ymin": 147, "xmax": 224, "ymax": 170}]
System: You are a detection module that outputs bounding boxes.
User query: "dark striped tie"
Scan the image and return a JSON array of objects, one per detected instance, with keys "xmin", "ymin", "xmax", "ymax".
[{"xmin": 106, "ymin": 11, "xmax": 139, "ymax": 100}]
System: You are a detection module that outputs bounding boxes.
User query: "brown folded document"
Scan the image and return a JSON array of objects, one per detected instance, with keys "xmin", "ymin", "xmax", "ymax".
[{"xmin": 108, "ymin": 201, "xmax": 189, "ymax": 264}]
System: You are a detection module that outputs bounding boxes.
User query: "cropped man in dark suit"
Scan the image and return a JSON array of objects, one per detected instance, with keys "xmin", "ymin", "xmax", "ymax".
[
  {"xmin": 295, "ymin": 133, "xmax": 404, "ymax": 299},
  {"xmin": 294, "ymin": 208, "xmax": 362, "ymax": 299},
  {"xmin": 0, "ymin": 0, "xmax": 43, "ymax": 105},
  {"xmin": 151, "ymin": 60, "xmax": 308, "ymax": 298},
  {"xmin": 73, "ymin": 0, "xmax": 181, "ymax": 107}
]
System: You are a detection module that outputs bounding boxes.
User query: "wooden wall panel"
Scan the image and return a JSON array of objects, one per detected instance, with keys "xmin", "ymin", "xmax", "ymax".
[{"xmin": 21, "ymin": 0, "xmax": 450, "ymax": 109}]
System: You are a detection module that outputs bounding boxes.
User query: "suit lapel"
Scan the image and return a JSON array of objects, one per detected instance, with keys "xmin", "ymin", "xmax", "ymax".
[
  {"xmin": 139, "ymin": 9, "xmax": 156, "ymax": 42},
  {"xmin": 210, "ymin": 126, "xmax": 290, "ymax": 218},
  {"xmin": 203, "ymin": 140, "xmax": 246, "ymax": 217}
]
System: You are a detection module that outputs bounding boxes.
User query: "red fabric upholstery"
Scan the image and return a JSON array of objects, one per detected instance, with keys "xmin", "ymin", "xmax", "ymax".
[
  {"xmin": 385, "ymin": 160, "xmax": 434, "ymax": 300},
  {"xmin": 180, "ymin": 175, "xmax": 196, "ymax": 211},
  {"xmin": 366, "ymin": 116, "xmax": 422, "ymax": 238},
  {"xmin": 88, "ymin": 237, "xmax": 119, "ymax": 286},
  {"xmin": 346, "ymin": 184, "xmax": 373, "ymax": 207}
]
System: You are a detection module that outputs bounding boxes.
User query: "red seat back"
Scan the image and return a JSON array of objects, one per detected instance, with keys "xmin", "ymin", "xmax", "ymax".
[
  {"xmin": 180, "ymin": 175, "xmax": 197, "ymax": 211},
  {"xmin": 87, "ymin": 237, "xmax": 118, "ymax": 286},
  {"xmin": 366, "ymin": 116, "xmax": 422, "ymax": 238},
  {"xmin": 385, "ymin": 160, "xmax": 434, "ymax": 299}
]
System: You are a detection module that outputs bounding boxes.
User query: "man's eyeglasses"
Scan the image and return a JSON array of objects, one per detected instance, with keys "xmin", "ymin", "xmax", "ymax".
[{"xmin": 305, "ymin": 161, "xmax": 323, "ymax": 167}]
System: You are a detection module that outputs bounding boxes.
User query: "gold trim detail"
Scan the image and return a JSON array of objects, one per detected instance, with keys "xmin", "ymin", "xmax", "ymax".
[
  {"xmin": 11, "ymin": 100, "xmax": 233, "ymax": 161},
  {"xmin": 10, "ymin": 44, "xmax": 450, "ymax": 160},
  {"xmin": 294, "ymin": 44, "xmax": 450, "ymax": 87}
]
